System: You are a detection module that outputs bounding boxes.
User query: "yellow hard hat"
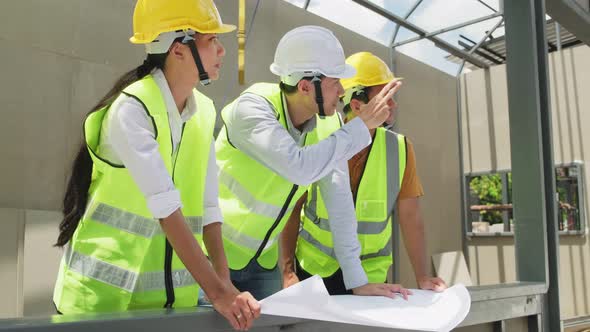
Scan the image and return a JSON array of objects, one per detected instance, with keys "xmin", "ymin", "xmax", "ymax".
[
  {"xmin": 340, "ymin": 52, "xmax": 402, "ymax": 92},
  {"xmin": 130, "ymin": 0, "xmax": 236, "ymax": 45}
]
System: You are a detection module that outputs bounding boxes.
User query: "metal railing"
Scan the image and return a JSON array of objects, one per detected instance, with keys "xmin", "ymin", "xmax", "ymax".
[{"xmin": 0, "ymin": 282, "xmax": 546, "ymax": 332}]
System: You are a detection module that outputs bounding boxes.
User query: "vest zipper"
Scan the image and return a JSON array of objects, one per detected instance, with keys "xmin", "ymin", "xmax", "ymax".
[
  {"xmin": 164, "ymin": 123, "xmax": 186, "ymax": 308},
  {"xmin": 251, "ymin": 110, "xmax": 302, "ymax": 261},
  {"xmin": 163, "ymin": 239, "xmax": 175, "ymax": 308},
  {"xmin": 253, "ymin": 184, "xmax": 299, "ymax": 261}
]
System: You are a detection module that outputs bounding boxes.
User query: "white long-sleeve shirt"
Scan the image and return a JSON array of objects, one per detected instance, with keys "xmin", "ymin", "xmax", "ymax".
[
  {"xmin": 97, "ymin": 69, "xmax": 222, "ymax": 225},
  {"xmin": 224, "ymin": 92, "xmax": 371, "ymax": 289}
]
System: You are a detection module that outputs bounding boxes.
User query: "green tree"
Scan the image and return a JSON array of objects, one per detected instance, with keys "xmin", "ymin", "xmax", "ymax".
[{"xmin": 470, "ymin": 174, "xmax": 504, "ymax": 224}]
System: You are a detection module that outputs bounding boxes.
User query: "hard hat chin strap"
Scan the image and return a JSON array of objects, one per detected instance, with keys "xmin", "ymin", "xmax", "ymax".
[
  {"xmin": 311, "ymin": 76, "xmax": 325, "ymax": 118},
  {"xmin": 183, "ymin": 34, "xmax": 211, "ymax": 86}
]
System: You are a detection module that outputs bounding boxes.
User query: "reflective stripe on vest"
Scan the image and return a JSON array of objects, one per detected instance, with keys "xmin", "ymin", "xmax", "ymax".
[
  {"xmin": 218, "ymin": 168, "xmax": 286, "ymax": 220},
  {"xmin": 303, "ymin": 203, "xmax": 388, "ymax": 234},
  {"xmin": 64, "ymin": 246, "xmax": 196, "ymax": 293},
  {"xmin": 360, "ymin": 237, "xmax": 393, "ymax": 261},
  {"xmin": 222, "ymin": 221, "xmax": 278, "ymax": 252},
  {"xmin": 299, "ymin": 227, "xmax": 393, "ymax": 261},
  {"xmin": 91, "ymin": 203, "xmax": 203, "ymax": 238}
]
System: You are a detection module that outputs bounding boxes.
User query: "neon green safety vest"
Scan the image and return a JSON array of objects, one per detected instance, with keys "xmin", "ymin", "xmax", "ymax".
[
  {"xmin": 53, "ymin": 75, "xmax": 216, "ymax": 313},
  {"xmin": 216, "ymin": 83, "xmax": 341, "ymax": 271},
  {"xmin": 296, "ymin": 127, "xmax": 407, "ymax": 283}
]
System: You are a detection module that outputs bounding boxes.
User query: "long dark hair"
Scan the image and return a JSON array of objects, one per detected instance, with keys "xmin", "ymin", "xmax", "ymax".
[{"xmin": 55, "ymin": 52, "xmax": 168, "ymax": 247}]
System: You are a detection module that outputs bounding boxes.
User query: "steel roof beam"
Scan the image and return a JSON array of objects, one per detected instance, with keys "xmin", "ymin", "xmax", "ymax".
[
  {"xmin": 353, "ymin": 0, "xmax": 490, "ymax": 68},
  {"xmin": 391, "ymin": 12, "xmax": 502, "ymax": 48},
  {"xmin": 546, "ymin": 0, "xmax": 590, "ymax": 45}
]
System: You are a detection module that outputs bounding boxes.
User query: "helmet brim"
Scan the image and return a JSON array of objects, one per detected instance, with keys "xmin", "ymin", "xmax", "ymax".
[
  {"xmin": 328, "ymin": 63, "xmax": 357, "ymax": 79},
  {"xmin": 130, "ymin": 23, "xmax": 236, "ymax": 44},
  {"xmin": 269, "ymin": 63, "xmax": 283, "ymax": 76},
  {"xmin": 199, "ymin": 23, "xmax": 237, "ymax": 34},
  {"xmin": 270, "ymin": 63, "xmax": 357, "ymax": 81}
]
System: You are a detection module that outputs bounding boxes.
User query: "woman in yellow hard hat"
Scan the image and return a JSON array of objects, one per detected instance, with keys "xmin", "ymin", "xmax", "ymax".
[{"xmin": 52, "ymin": 0, "xmax": 260, "ymax": 330}]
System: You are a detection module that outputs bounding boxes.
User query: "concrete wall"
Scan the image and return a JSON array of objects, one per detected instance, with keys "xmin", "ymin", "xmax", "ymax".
[
  {"xmin": 0, "ymin": 209, "xmax": 24, "ymax": 318},
  {"xmin": 0, "ymin": 0, "xmax": 462, "ymax": 320},
  {"xmin": 0, "ymin": 209, "xmax": 62, "ymax": 318},
  {"xmin": 575, "ymin": 0, "xmax": 590, "ymax": 11},
  {"xmin": 393, "ymin": 55, "xmax": 462, "ymax": 287},
  {"xmin": 461, "ymin": 45, "xmax": 590, "ymax": 319},
  {"xmin": 0, "ymin": 0, "xmax": 144, "ymax": 211}
]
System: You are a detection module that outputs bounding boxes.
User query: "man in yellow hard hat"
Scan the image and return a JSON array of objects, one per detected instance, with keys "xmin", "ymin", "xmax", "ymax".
[{"xmin": 281, "ymin": 52, "xmax": 447, "ymax": 295}]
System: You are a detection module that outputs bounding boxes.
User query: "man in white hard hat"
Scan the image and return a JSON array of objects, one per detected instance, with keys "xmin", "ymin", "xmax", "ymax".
[{"xmin": 215, "ymin": 26, "xmax": 405, "ymax": 299}]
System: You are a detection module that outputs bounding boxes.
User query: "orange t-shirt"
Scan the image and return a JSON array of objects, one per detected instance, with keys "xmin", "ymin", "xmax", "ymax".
[{"xmin": 348, "ymin": 137, "xmax": 424, "ymax": 202}]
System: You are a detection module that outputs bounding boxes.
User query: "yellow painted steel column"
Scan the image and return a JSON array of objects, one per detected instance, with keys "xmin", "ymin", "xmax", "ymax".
[{"xmin": 238, "ymin": 0, "xmax": 246, "ymax": 85}]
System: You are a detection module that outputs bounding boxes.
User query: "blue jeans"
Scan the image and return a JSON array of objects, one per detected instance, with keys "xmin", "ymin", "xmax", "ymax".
[
  {"xmin": 230, "ymin": 260, "xmax": 281, "ymax": 300},
  {"xmin": 197, "ymin": 288, "xmax": 212, "ymax": 307}
]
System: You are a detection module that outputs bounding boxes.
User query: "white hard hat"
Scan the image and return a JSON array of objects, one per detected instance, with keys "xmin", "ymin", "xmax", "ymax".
[{"xmin": 270, "ymin": 26, "xmax": 356, "ymax": 85}]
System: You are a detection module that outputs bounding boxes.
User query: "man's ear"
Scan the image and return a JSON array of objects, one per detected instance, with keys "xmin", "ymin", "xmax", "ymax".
[
  {"xmin": 350, "ymin": 98, "xmax": 362, "ymax": 113},
  {"xmin": 297, "ymin": 80, "xmax": 312, "ymax": 96}
]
